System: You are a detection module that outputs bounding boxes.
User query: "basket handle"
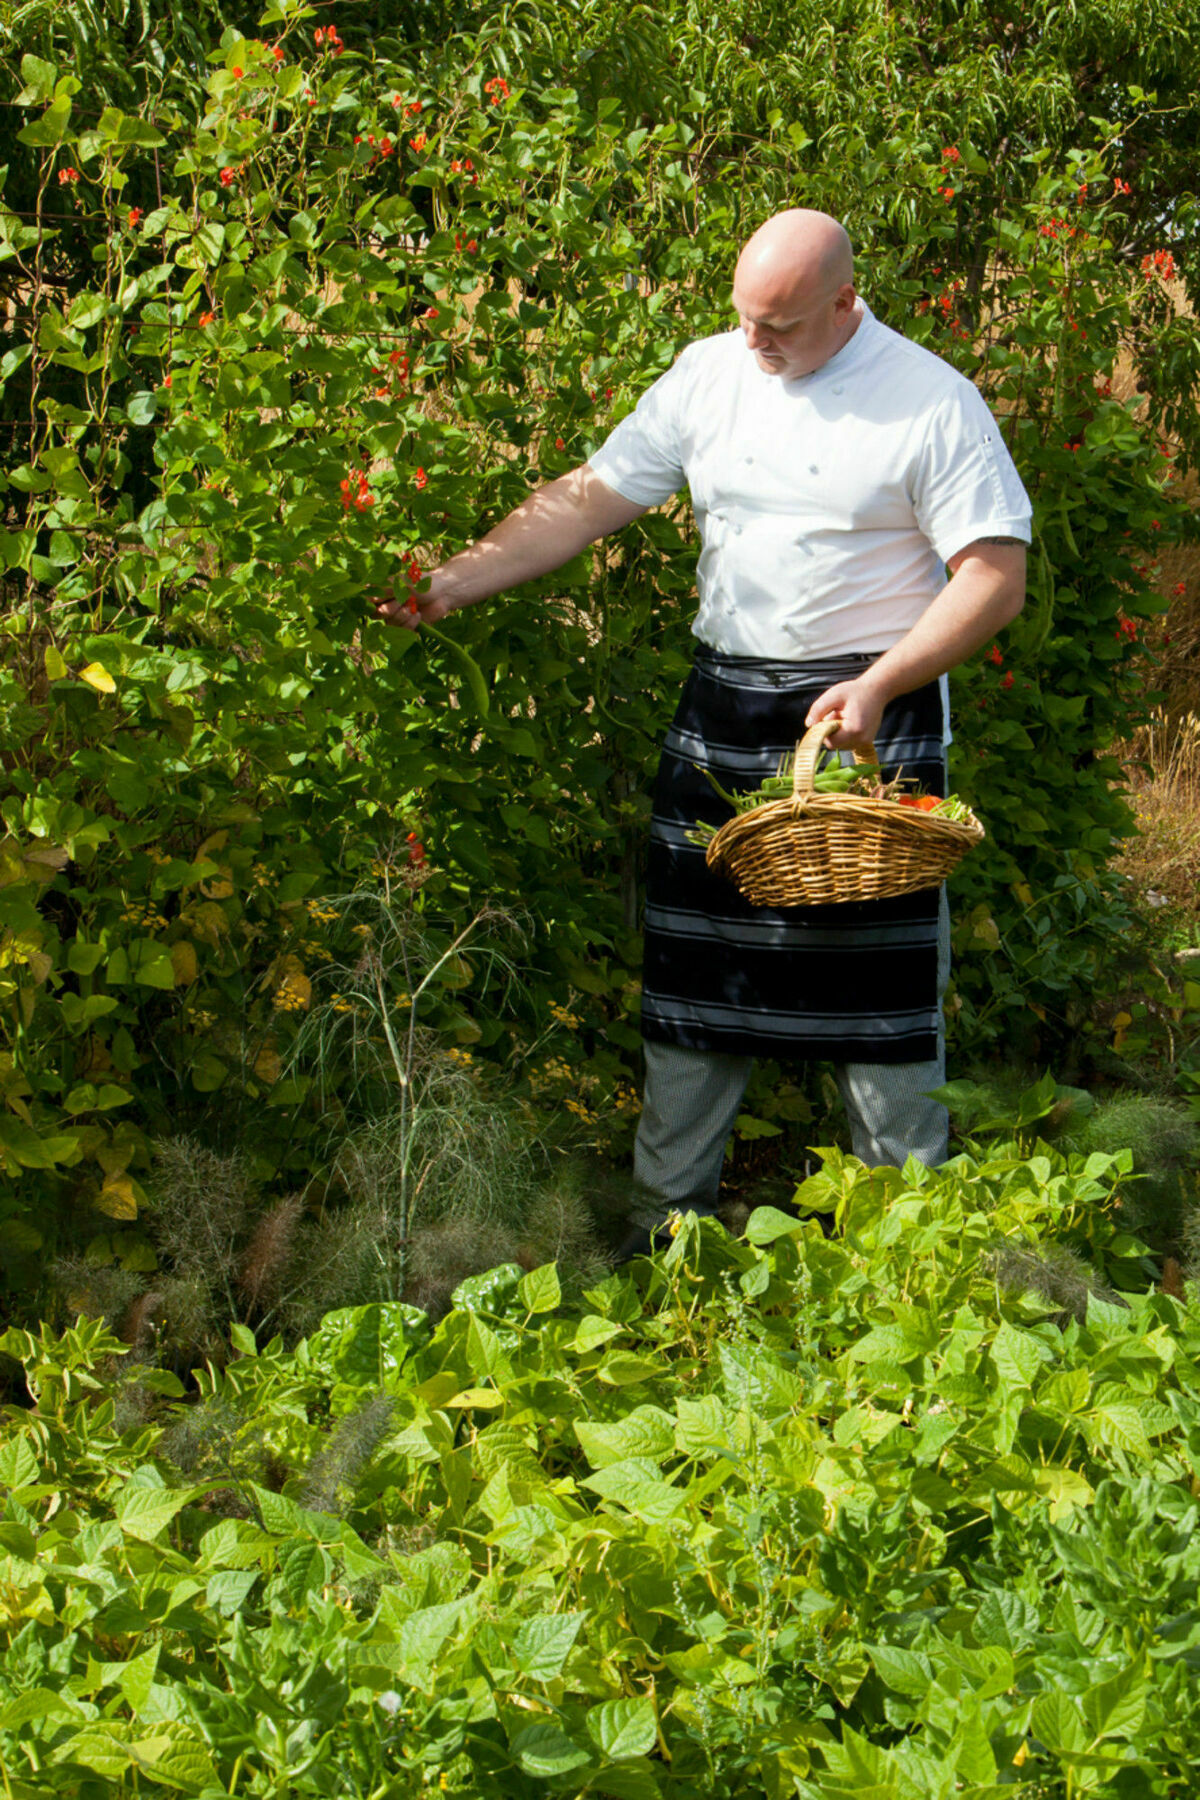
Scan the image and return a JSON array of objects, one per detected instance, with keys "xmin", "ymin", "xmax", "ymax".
[{"xmin": 792, "ymin": 716, "xmax": 880, "ymax": 797}]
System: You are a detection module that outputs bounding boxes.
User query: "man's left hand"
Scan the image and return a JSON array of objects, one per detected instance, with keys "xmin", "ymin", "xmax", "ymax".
[{"xmin": 805, "ymin": 675, "xmax": 888, "ymax": 752}]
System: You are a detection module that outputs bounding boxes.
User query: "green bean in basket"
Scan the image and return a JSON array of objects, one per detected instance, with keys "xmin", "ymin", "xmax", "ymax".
[{"xmin": 686, "ymin": 746, "xmax": 971, "ymax": 847}]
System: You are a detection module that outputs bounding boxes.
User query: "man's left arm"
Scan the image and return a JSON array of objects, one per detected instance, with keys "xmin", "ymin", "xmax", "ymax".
[{"xmin": 806, "ymin": 538, "xmax": 1026, "ymax": 752}]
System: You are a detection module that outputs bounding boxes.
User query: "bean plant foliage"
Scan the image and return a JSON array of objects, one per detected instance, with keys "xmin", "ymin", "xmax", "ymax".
[
  {"xmin": 2, "ymin": 0, "xmax": 1200, "ymax": 1288},
  {"xmin": 2, "ymin": 1150, "xmax": 1199, "ymax": 1795}
]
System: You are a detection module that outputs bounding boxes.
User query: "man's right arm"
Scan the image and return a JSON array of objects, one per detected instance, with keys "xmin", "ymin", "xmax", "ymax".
[{"xmin": 373, "ymin": 464, "xmax": 649, "ymax": 629}]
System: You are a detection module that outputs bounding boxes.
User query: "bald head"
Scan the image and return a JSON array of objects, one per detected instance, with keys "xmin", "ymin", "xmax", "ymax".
[{"xmin": 731, "ymin": 209, "xmax": 859, "ymax": 379}]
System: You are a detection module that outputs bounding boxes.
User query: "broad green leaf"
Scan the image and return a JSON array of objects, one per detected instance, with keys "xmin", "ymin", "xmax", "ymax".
[
  {"xmin": 587, "ymin": 1695, "xmax": 658, "ymax": 1759},
  {"xmin": 744, "ymin": 1205, "xmax": 803, "ymax": 1244},
  {"xmin": 511, "ymin": 1722, "xmax": 591, "ymax": 1778},
  {"xmin": 582, "ymin": 1459, "xmax": 686, "ymax": 1523},
  {"xmin": 575, "ymin": 1405, "xmax": 676, "ymax": 1468},
  {"xmin": 518, "ymin": 1261, "xmax": 561, "ymax": 1314},
  {"xmin": 115, "ymin": 1484, "xmax": 192, "ymax": 1542},
  {"xmin": 1035, "ymin": 1464, "xmax": 1094, "ymax": 1520},
  {"xmin": 572, "ymin": 1314, "xmax": 624, "ymax": 1353},
  {"xmin": 1031, "ymin": 1690, "xmax": 1088, "ymax": 1753},
  {"xmin": 127, "ymin": 1723, "xmax": 218, "ymax": 1791},
  {"xmin": 990, "ymin": 1320, "xmax": 1045, "ymax": 1389},
  {"xmin": 512, "ymin": 1611, "xmax": 584, "ymax": 1681},
  {"xmin": 0, "ymin": 1436, "xmax": 41, "ymax": 1491}
]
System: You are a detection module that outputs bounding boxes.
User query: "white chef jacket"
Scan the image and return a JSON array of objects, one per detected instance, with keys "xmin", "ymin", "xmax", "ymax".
[{"xmin": 588, "ymin": 300, "xmax": 1032, "ymax": 664}]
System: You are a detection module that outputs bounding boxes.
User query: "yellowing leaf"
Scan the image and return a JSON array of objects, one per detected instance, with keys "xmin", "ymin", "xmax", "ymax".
[
  {"xmin": 44, "ymin": 645, "xmax": 68, "ymax": 681},
  {"xmin": 1111, "ymin": 1009, "xmax": 1132, "ymax": 1052},
  {"xmin": 253, "ymin": 1042, "xmax": 280, "ymax": 1084},
  {"xmin": 180, "ymin": 901, "xmax": 227, "ymax": 947},
  {"xmin": 95, "ymin": 1174, "xmax": 138, "ymax": 1220},
  {"xmin": 169, "ymin": 940, "xmax": 198, "ymax": 986},
  {"xmin": 1013, "ymin": 881, "xmax": 1035, "ymax": 907},
  {"xmin": 78, "ymin": 661, "xmax": 117, "ymax": 694},
  {"xmin": 200, "ymin": 865, "xmax": 234, "ymax": 900}
]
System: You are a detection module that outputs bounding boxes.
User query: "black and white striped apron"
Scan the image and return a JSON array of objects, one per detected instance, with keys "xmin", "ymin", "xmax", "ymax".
[{"xmin": 641, "ymin": 648, "xmax": 947, "ymax": 1063}]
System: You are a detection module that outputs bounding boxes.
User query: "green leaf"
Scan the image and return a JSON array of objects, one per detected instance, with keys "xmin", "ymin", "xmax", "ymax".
[
  {"xmin": 511, "ymin": 1611, "xmax": 584, "ymax": 1681},
  {"xmin": 126, "ymin": 390, "xmax": 158, "ymax": 425},
  {"xmin": 1031, "ymin": 1690, "xmax": 1087, "ymax": 1753},
  {"xmin": 575, "ymin": 1406, "xmax": 675, "ymax": 1468},
  {"xmin": 990, "ymin": 1320, "xmax": 1045, "ymax": 1389},
  {"xmin": 582, "ymin": 1459, "xmax": 686, "ymax": 1523},
  {"xmin": 0, "ymin": 1436, "xmax": 41, "ymax": 1491},
  {"xmin": 518, "ymin": 1261, "xmax": 561, "ymax": 1314},
  {"xmin": 744, "ymin": 1205, "xmax": 803, "ymax": 1244},
  {"xmin": 127, "ymin": 1723, "xmax": 219, "ymax": 1791},
  {"xmin": 511, "ymin": 1722, "xmax": 591, "ymax": 1778},
  {"xmin": 587, "ymin": 1696, "xmax": 658, "ymax": 1759},
  {"xmin": 115, "ymin": 1483, "xmax": 193, "ymax": 1542}
]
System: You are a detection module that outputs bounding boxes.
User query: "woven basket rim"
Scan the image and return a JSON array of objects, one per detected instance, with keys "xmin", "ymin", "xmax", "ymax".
[{"xmin": 708, "ymin": 789, "xmax": 985, "ymax": 850}]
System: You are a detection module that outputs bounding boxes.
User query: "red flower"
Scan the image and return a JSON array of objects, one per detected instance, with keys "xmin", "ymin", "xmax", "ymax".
[
  {"xmin": 554, "ymin": 436, "xmax": 565, "ymax": 450},
  {"xmin": 198, "ymin": 309, "xmax": 216, "ymax": 326},
  {"xmin": 987, "ymin": 644, "xmax": 1003, "ymax": 666},
  {"xmin": 314, "ymin": 26, "xmax": 324, "ymax": 43},
  {"xmin": 415, "ymin": 468, "xmax": 428, "ymax": 490},
  {"xmin": 406, "ymin": 831, "xmax": 427, "ymax": 865},
  {"xmin": 1001, "ymin": 670, "xmax": 1014, "ymax": 689},
  {"xmin": 231, "ymin": 65, "xmax": 243, "ymax": 78},
  {"xmin": 937, "ymin": 185, "xmax": 955, "ymax": 201},
  {"xmin": 410, "ymin": 133, "xmax": 427, "ymax": 153},
  {"xmin": 128, "ymin": 206, "xmax": 144, "ymax": 227},
  {"xmin": 941, "ymin": 145, "xmax": 960, "ymax": 162},
  {"xmin": 406, "ymin": 100, "xmax": 422, "ymax": 115},
  {"xmin": 1141, "ymin": 249, "xmax": 1176, "ymax": 281},
  {"xmin": 425, "ymin": 306, "xmax": 439, "ymax": 319},
  {"xmin": 1113, "ymin": 177, "xmax": 1131, "ymax": 196},
  {"xmin": 1172, "ymin": 581, "xmax": 1186, "ymax": 597},
  {"xmin": 467, "ymin": 238, "xmax": 477, "ymax": 253},
  {"xmin": 341, "ymin": 468, "xmax": 374, "ymax": 512},
  {"xmin": 484, "ymin": 76, "xmax": 510, "ymax": 104},
  {"xmin": 163, "ymin": 374, "xmax": 172, "ymax": 388},
  {"xmin": 58, "ymin": 167, "xmax": 80, "ymax": 186},
  {"xmin": 219, "ymin": 167, "xmax": 236, "ymax": 187},
  {"xmin": 273, "ymin": 45, "xmax": 284, "ymax": 62}
]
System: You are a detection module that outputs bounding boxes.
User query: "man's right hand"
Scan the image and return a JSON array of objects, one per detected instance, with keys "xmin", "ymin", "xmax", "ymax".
[
  {"xmin": 367, "ymin": 465, "xmax": 648, "ymax": 634},
  {"xmin": 371, "ymin": 568, "xmax": 457, "ymax": 632}
]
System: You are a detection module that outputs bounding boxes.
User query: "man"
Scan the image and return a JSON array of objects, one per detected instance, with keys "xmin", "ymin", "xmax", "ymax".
[{"xmin": 374, "ymin": 209, "xmax": 1031, "ymax": 1251}]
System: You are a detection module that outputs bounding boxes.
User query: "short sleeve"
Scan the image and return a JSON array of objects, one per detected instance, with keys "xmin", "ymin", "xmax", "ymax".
[
  {"xmin": 911, "ymin": 384, "xmax": 1032, "ymax": 563},
  {"xmin": 586, "ymin": 350, "xmax": 693, "ymax": 506}
]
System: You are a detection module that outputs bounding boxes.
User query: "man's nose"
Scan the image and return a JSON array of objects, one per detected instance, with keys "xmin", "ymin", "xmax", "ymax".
[{"xmin": 743, "ymin": 320, "xmax": 771, "ymax": 350}]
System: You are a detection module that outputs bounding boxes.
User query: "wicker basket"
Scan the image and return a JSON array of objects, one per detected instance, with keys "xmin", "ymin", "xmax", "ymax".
[{"xmin": 705, "ymin": 716, "xmax": 984, "ymax": 907}]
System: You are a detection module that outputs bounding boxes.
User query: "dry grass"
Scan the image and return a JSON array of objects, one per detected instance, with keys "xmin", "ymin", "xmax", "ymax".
[{"xmin": 1115, "ymin": 708, "xmax": 1200, "ymax": 926}]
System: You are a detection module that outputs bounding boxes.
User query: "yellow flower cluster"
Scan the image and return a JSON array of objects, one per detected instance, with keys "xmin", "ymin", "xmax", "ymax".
[
  {"xmin": 273, "ymin": 978, "xmax": 309, "ymax": 1013},
  {"xmin": 563, "ymin": 1095, "xmax": 597, "ymax": 1123},
  {"xmin": 529, "ymin": 1055, "xmax": 574, "ymax": 1091},
  {"xmin": 445, "ymin": 1046, "xmax": 474, "ymax": 1068},
  {"xmin": 612, "ymin": 1083, "xmax": 642, "ymax": 1115},
  {"xmin": 306, "ymin": 902, "xmax": 340, "ymax": 927},
  {"xmin": 329, "ymin": 992, "xmax": 355, "ymax": 1015},
  {"xmin": 251, "ymin": 863, "xmax": 272, "ymax": 889},
  {"xmin": 351, "ymin": 922, "xmax": 373, "ymax": 938},
  {"xmin": 548, "ymin": 1000, "xmax": 582, "ymax": 1028},
  {"xmin": 298, "ymin": 938, "xmax": 334, "ymax": 962},
  {"xmin": 393, "ymin": 992, "xmax": 412, "ymax": 1010},
  {"xmin": 121, "ymin": 902, "xmax": 168, "ymax": 931},
  {"xmin": 190, "ymin": 1008, "xmax": 216, "ymax": 1030}
]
